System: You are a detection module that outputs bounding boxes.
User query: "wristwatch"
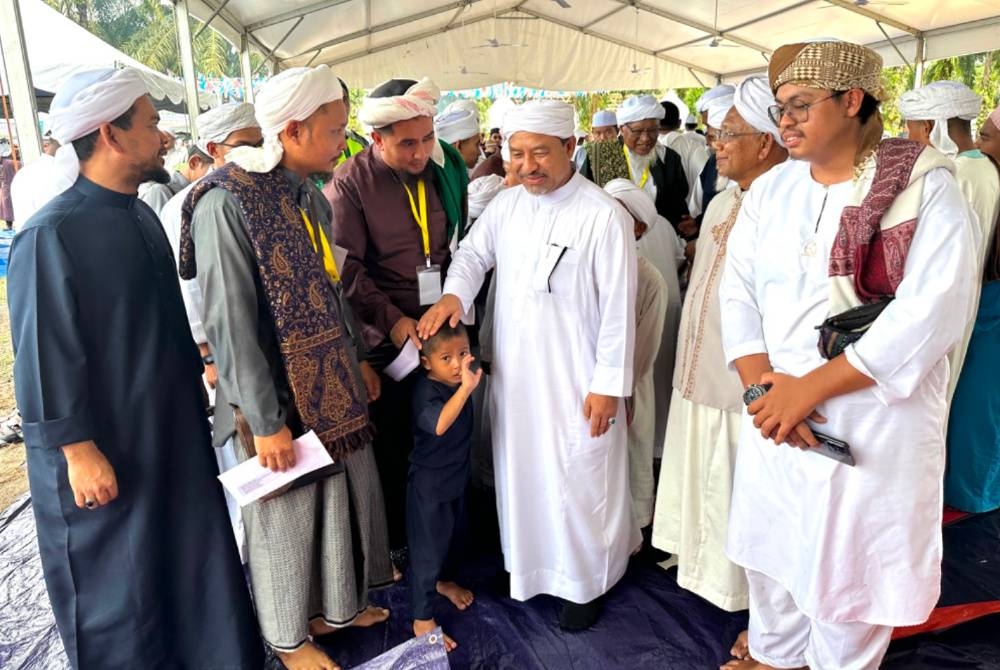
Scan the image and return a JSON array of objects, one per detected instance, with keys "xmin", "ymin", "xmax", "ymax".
[
  {"xmin": 742, "ymin": 383, "xmax": 772, "ymax": 407},
  {"xmin": 202, "ymin": 354, "xmax": 215, "ymax": 365}
]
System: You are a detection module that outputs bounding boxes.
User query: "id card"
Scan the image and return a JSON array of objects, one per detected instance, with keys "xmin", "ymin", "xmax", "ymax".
[{"xmin": 417, "ymin": 264, "xmax": 443, "ymax": 305}]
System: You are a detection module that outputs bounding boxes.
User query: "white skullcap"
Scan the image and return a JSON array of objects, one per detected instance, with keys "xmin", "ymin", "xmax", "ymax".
[
  {"xmin": 592, "ymin": 110, "xmax": 617, "ymax": 127},
  {"xmin": 435, "ymin": 109, "xmax": 480, "ymax": 144},
  {"xmin": 695, "ymin": 84, "xmax": 736, "ymax": 113},
  {"xmin": 195, "ymin": 102, "xmax": 259, "ymax": 153},
  {"xmin": 733, "ymin": 74, "xmax": 784, "ymax": 147},
  {"xmin": 706, "ymin": 95, "xmax": 735, "ymax": 130},
  {"xmin": 685, "ymin": 114, "xmax": 697, "ymax": 125},
  {"xmin": 358, "ymin": 77, "xmax": 443, "ymax": 167},
  {"xmin": 604, "ymin": 178, "xmax": 657, "ymax": 230},
  {"xmin": 899, "ymin": 81, "xmax": 982, "ymax": 158},
  {"xmin": 468, "ymin": 174, "xmax": 506, "ymax": 219},
  {"xmin": 226, "ymin": 65, "xmax": 342, "ymax": 173},
  {"xmin": 616, "ymin": 95, "xmax": 665, "ymax": 125},
  {"xmin": 47, "ymin": 67, "xmax": 149, "ymax": 203},
  {"xmin": 502, "ymin": 100, "xmax": 576, "ymax": 140}
]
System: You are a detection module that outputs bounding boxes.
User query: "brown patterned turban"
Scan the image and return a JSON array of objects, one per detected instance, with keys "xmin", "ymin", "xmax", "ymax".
[{"xmin": 768, "ymin": 41, "xmax": 885, "ymax": 101}]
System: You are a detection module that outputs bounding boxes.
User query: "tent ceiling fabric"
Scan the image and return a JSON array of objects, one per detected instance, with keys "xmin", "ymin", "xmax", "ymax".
[{"xmin": 187, "ymin": 0, "xmax": 1000, "ymax": 91}]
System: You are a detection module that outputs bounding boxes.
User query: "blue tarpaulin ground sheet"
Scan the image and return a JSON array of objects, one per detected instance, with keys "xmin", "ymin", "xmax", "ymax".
[{"xmin": 3, "ymin": 486, "xmax": 999, "ymax": 669}]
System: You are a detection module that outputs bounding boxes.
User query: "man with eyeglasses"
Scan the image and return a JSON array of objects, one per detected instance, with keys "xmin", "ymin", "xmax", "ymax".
[
  {"xmin": 581, "ymin": 94, "xmax": 690, "ymax": 233},
  {"xmin": 654, "ymin": 75, "xmax": 787, "ymax": 641},
  {"xmin": 719, "ymin": 40, "xmax": 977, "ymax": 670}
]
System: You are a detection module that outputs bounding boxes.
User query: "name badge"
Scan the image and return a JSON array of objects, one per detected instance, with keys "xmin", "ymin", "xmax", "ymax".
[{"xmin": 417, "ymin": 264, "xmax": 443, "ymax": 305}]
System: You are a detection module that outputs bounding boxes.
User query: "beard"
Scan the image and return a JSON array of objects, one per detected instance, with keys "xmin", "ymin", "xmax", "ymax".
[{"xmin": 136, "ymin": 158, "xmax": 171, "ymax": 185}]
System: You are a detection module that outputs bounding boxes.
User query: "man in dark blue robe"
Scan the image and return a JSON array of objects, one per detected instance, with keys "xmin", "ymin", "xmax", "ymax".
[{"xmin": 7, "ymin": 68, "xmax": 263, "ymax": 670}]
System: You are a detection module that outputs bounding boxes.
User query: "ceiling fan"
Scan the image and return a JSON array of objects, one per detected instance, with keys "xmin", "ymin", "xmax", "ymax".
[
  {"xmin": 822, "ymin": 0, "xmax": 906, "ymax": 8},
  {"xmin": 629, "ymin": 63, "xmax": 652, "ymax": 74},
  {"xmin": 624, "ymin": 7, "xmax": 651, "ymax": 74},
  {"xmin": 693, "ymin": 1, "xmax": 740, "ymax": 47},
  {"xmin": 454, "ymin": 65, "xmax": 492, "ymax": 75},
  {"xmin": 550, "ymin": 0, "xmax": 571, "ymax": 7},
  {"xmin": 471, "ymin": 0, "xmax": 528, "ymax": 48}
]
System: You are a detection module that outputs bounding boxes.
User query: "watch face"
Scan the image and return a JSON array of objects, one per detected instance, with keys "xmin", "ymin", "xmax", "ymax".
[{"xmin": 743, "ymin": 385, "xmax": 766, "ymax": 406}]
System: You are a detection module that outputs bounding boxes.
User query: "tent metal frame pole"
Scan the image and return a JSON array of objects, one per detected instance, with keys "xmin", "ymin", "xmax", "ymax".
[
  {"xmin": 173, "ymin": 0, "xmax": 201, "ymax": 137},
  {"xmin": 913, "ymin": 36, "xmax": 926, "ymax": 87},
  {"xmin": 0, "ymin": 0, "xmax": 41, "ymax": 163},
  {"xmin": 193, "ymin": 0, "xmax": 231, "ymax": 40},
  {"xmin": 240, "ymin": 33, "xmax": 255, "ymax": 103}
]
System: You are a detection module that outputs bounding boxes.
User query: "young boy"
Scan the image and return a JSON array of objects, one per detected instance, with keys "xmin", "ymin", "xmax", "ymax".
[{"xmin": 409, "ymin": 322, "xmax": 482, "ymax": 651}]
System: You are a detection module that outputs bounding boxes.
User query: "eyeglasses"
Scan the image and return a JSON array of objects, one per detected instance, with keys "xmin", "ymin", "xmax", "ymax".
[
  {"xmin": 714, "ymin": 129, "xmax": 763, "ymax": 144},
  {"xmin": 623, "ymin": 123, "xmax": 660, "ymax": 139},
  {"xmin": 215, "ymin": 139, "xmax": 265, "ymax": 149},
  {"xmin": 767, "ymin": 92, "xmax": 844, "ymax": 125}
]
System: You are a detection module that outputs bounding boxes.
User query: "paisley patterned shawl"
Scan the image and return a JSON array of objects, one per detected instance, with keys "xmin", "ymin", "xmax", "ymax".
[
  {"xmin": 178, "ymin": 162, "xmax": 373, "ymax": 458},
  {"xmin": 585, "ymin": 139, "xmax": 631, "ymax": 188}
]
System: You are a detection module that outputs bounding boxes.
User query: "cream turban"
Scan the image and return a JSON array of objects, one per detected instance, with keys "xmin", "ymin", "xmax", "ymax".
[
  {"xmin": 604, "ymin": 178, "xmax": 657, "ymax": 230},
  {"xmin": 358, "ymin": 77, "xmax": 443, "ymax": 166},
  {"xmin": 468, "ymin": 174, "xmax": 506, "ymax": 219},
  {"xmin": 592, "ymin": 110, "xmax": 617, "ymax": 127},
  {"xmin": 502, "ymin": 100, "xmax": 575, "ymax": 140},
  {"xmin": 195, "ymin": 102, "xmax": 259, "ymax": 154},
  {"xmin": 225, "ymin": 65, "xmax": 342, "ymax": 173},
  {"xmin": 695, "ymin": 84, "xmax": 736, "ymax": 113},
  {"xmin": 435, "ymin": 109, "xmax": 480, "ymax": 144},
  {"xmin": 443, "ymin": 98, "xmax": 480, "ymax": 118},
  {"xmin": 48, "ymin": 67, "xmax": 149, "ymax": 202},
  {"xmin": 899, "ymin": 81, "xmax": 982, "ymax": 158},
  {"xmin": 706, "ymin": 95, "xmax": 735, "ymax": 130},
  {"xmin": 733, "ymin": 74, "xmax": 784, "ymax": 147},
  {"xmin": 616, "ymin": 95, "xmax": 665, "ymax": 125}
]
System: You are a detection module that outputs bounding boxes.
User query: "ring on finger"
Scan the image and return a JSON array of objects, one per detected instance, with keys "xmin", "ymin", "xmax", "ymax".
[{"xmin": 85, "ymin": 499, "xmax": 96, "ymax": 509}]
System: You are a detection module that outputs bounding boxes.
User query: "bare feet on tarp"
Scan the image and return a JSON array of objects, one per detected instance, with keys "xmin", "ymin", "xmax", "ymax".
[
  {"xmin": 720, "ymin": 660, "xmax": 806, "ymax": 670},
  {"xmin": 731, "ymin": 630, "xmax": 750, "ymax": 660},
  {"xmin": 436, "ymin": 580, "xmax": 475, "ymax": 610},
  {"xmin": 414, "ymin": 617, "xmax": 457, "ymax": 652},
  {"xmin": 307, "ymin": 605, "xmax": 390, "ymax": 636},
  {"xmin": 275, "ymin": 640, "xmax": 340, "ymax": 670},
  {"xmin": 393, "ymin": 564, "xmax": 404, "ymax": 582}
]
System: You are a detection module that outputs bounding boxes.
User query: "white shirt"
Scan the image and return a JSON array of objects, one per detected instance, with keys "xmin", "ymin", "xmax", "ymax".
[{"xmin": 160, "ymin": 181, "xmax": 207, "ymax": 344}]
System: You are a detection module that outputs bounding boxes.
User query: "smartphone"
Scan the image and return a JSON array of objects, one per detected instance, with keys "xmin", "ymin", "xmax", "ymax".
[{"xmin": 809, "ymin": 429, "xmax": 856, "ymax": 467}]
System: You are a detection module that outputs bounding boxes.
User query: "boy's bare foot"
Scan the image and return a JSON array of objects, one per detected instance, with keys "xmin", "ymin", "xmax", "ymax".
[
  {"xmin": 436, "ymin": 580, "xmax": 475, "ymax": 610},
  {"xmin": 413, "ymin": 617, "xmax": 457, "ymax": 652},
  {"xmin": 275, "ymin": 641, "xmax": 340, "ymax": 670},
  {"xmin": 730, "ymin": 630, "xmax": 750, "ymax": 660},
  {"xmin": 351, "ymin": 605, "xmax": 391, "ymax": 627}
]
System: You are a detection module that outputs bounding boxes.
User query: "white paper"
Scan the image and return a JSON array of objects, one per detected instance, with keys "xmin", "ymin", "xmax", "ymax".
[
  {"xmin": 333, "ymin": 244, "xmax": 349, "ymax": 275},
  {"xmin": 384, "ymin": 339, "xmax": 420, "ymax": 381},
  {"xmin": 217, "ymin": 430, "xmax": 333, "ymax": 507}
]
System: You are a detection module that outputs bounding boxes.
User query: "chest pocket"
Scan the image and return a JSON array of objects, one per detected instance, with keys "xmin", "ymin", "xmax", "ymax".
[{"xmin": 532, "ymin": 244, "xmax": 580, "ymax": 299}]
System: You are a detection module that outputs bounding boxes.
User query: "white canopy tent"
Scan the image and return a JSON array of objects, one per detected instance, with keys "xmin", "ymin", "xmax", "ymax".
[
  {"xmin": 183, "ymin": 0, "xmax": 1000, "ymax": 91},
  {"xmin": 0, "ymin": 0, "xmax": 214, "ymax": 112}
]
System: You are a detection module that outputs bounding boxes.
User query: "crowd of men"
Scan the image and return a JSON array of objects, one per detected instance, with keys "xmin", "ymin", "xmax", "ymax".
[{"xmin": 5, "ymin": 35, "xmax": 1000, "ymax": 670}]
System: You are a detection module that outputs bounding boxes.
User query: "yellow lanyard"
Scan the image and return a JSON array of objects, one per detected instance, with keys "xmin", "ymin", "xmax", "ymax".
[
  {"xmin": 402, "ymin": 179, "xmax": 431, "ymax": 266},
  {"xmin": 299, "ymin": 208, "xmax": 340, "ymax": 282},
  {"xmin": 623, "ymin": 145, "xmax": 650, "ymax": 189}
]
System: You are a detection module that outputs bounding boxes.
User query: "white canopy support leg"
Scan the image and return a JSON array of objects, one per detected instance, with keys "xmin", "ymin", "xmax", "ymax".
[
  {"xmin": 240, "ymin": 33, "xmax": 254, "ymax": 104},
  {"xmin": 913, "ymin": 36, "xmax": 926, "ymax": 88},
  {"xmin": 0, "ymin": 0, "xmax": 41, "ymax": 164},
  {"xmin": 173, "ymin": 0, "xmax": 201, "ymax": 138}
]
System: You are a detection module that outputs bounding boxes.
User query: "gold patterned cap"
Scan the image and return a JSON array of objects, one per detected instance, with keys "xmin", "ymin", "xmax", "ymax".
[{"xmin": 769, "ymin": 41, "xmax": 886, "ymax": 101}]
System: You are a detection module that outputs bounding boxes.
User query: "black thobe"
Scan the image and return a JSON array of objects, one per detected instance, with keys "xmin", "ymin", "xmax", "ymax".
[{"xmin": 7, "ymin": 176, "xmax": 264, "ymax": 670}]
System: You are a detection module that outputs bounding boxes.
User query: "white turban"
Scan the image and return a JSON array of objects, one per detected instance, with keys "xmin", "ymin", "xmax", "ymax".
[
  {"xmin": 604, "ymin": 178, "xmax": 657, "ymax": 230},
  {"xmin": 592, "ymin": 110, "xmax": 617, "ymax": 127},
  {"xmin": 435, "ymin": 109, "xmax": 480, "ymax": 144},
  {"xmin": 358, "ymin": 77, "xmax": 443, "ymax": 167},
  {"xmin": 502, "ymin": 100, "xmax": 576, "ymax": 140},
  {"xmin": 468, "ymin": 174, "xmax": 506, "ymax": 219},
  {"xmin": 500, "ymin": 141, "xmax": 510, "ymax": 162},
  {"xmin": 685, "ymin": 114, "xmax": 697, "ymax": 125},
  {"xmin": 195, "ymin": 102, "xmax": 259, "ymax": 154},
  {"xmin": 47, "ymin": 67, "xmax": 148, "ymax": 203},
  {"xmin": 226, "ymin": 65, "xmax": 342, "ymax": 173},
  {"xmin": 616, "ymin": 95, "xmax": 665, "ymax": 125},
  {"xmin": 899, "ymin": 81, "xmax": 982, "ymax": 158},
  {"xmin": 443, "ymin": 98, "xmax": 480, "ymax": 118},
  {"xmin": 695, "ymin": 84, "xmax": 736, "ymax": 113},
  {"xmin": 733, "ymin": 74, "xmax": 784, "ymax": 147},
  {"xmin": 707, "ymin": 95, "xmax": 735, "ymax": 130}
]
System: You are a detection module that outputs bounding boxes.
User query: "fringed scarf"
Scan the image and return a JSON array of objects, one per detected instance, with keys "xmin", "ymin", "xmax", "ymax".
[{"xmin": 177, "ymin": 163, "xmax": 373, "ymax": 459}]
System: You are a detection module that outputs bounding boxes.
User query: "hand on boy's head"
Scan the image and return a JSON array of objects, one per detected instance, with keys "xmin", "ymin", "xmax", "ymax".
[{"xmin": 461, "ymin": 355, "xmax": 483, "ymax": 392}]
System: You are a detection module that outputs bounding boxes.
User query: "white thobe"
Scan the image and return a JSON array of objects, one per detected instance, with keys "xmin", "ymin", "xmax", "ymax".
[
  {"xmin": 652, "ymin": 185, "xmax": 749, "ymax": 611},
  {"xmin": 720, "ymin": 159, "xmax": 977, "ymax": 625},
  {"xmin": 160, "ymin": 181, "xmax": 208, "ymax": 345},
  {"xmin": 660, "ymin": 130, "xmax": 710, "ymax": 218},
  {"xmin": 445, "ymin": 172, "xmax": 640, "ymax": 603},
  {"xmin": 9, "ymin": 154, "xmax": 71, "ymax": 227},
  {"xmin": 636, "ymin": 219, "xmax": 683, "ymax": 456},
  {"xmin": 946, "ymin": 151, "xmax": 1000, "ymax": 399},
  {"xmin": 630, "ymin": 256, "xmax": 667, "ymax": 527}
]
